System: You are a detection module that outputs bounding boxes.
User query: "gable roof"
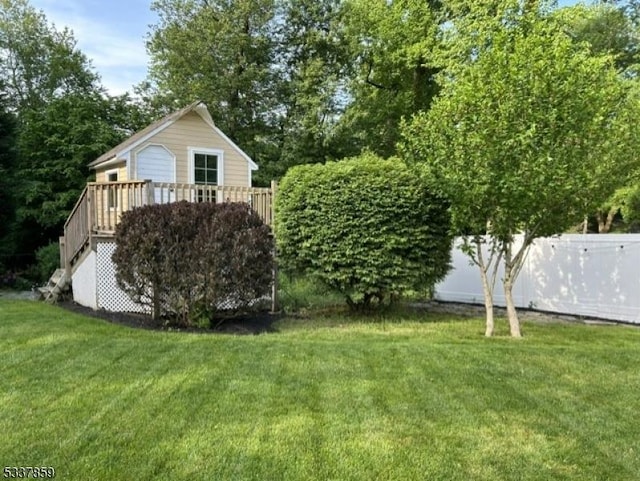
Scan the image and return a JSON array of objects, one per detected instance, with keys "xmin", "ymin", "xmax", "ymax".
[{"xmin": 89, "ymin": 100, "xmax": 258, "ymax": 170}]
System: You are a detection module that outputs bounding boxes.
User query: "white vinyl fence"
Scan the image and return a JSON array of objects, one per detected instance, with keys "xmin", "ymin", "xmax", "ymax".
[{"xmin": 434, "ymin": 234, "xmax": 640, "ymax": 324}]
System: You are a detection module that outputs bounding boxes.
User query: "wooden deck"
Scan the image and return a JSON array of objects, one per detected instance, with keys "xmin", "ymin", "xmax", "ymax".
[{"xmin": 61, "ymin": 180, "xmax": 276, "ymax": 275}]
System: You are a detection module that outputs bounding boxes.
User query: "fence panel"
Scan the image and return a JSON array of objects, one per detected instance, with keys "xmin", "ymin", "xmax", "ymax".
[{"xmin": 435, "ymin": 234, "xmax": 640, "ymax": 324}]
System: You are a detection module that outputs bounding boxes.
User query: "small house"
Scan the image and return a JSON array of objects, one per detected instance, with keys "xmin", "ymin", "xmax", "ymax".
[{"xmin": 51, "ymin": 101, "xmax": 274, "ymax": 312}]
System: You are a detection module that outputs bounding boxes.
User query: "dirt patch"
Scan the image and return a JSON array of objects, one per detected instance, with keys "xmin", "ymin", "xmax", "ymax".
[
  {"xmin": 51, "ymin": 299, "xmax": 632, "ymax": 333},
  {"xmin": 57, "ymin": 301, "xmax": 281, "ymax": 335}
]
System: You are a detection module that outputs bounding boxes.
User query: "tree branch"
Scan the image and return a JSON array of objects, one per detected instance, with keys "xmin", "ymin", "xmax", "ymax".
[{"xmin": 365, "ymin": 61, "xmax": 392, "ymax": 90}]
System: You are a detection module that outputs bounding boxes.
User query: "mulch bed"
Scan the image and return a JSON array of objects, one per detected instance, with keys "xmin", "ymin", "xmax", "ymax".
[{"xmin": 57, "ymin": 300, "xmax": 281, "ymax": 335}]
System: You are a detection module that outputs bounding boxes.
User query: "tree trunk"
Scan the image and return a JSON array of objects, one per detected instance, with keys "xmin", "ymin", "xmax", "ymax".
[
  {"xmin": 501, "ymin": 235, "xmax": 533, "ymax": 338},
  {"xmin": 479, "ymin": 264, "xmax": 495, "ymax": 337},
  {"xmin": 483, "ymin": 287, "xmax": 495, "ymax": 337},
  {"xmin": 503, "ymin": 276, "xmax": 522, "ymax": 338},
  {"xmin": 597, "ymin": 207, "xmax": 617, "ymax": 233},
  {"xmin": 473, "ymin": 236, "xmax": 500, "ymax": 337},
  {"xmin": 502, "ymin": 240, "xmax": 523, "ymax": 338}
]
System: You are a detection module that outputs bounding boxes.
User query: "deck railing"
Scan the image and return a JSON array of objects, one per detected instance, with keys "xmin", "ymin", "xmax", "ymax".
[
  {"xmin": 62, "ymin": 180, "xmax": 276, "ymax": 273},
  {"xmin": 63, "ymin": 186, "xmax": 91, "ymax": 272}
]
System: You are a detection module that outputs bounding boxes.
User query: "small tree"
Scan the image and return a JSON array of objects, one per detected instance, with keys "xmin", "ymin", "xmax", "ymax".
[
  {"xmin": 401, "ymin": 18, "xmax": 640, "ymax": 337},
  {"xmin": 113, "ymin": 202, "xmax": 273, "ymax": 325},
  {"xmin": 275, "ymin": 153, "xmax": 452, "ymax": 309}
]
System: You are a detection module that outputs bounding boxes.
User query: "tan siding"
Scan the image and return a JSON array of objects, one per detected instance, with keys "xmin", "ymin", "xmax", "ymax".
[
  {"xmin": 132, "ymin": 111, "xmax": 251, "ymax": 187},
  {"xmin": 95, "ymin": 162, "xmax": 127, "ymax": 182}
]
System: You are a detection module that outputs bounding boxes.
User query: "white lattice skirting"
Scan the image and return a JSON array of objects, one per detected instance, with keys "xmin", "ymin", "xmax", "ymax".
[
  {"xmin": 72, "ymin": 240, "xmax": 272, "ymax": 314},
  {"xmin": 96, "ymin": 242, "xmax": 149, "ymax": 313},
  {"xmin": 71, "ymin": 241, "xmax": 149, "ymax": 313}
]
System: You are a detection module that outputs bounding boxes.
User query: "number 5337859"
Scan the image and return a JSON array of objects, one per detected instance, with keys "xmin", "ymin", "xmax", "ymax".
[{"xmin": 3, "ymin": 467, "xmax": 55, "ymax": 478}]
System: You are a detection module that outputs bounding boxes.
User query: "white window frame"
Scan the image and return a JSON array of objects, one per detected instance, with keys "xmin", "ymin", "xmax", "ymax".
[
  {"xmin": 188, "ymin": 147, "xmax": 224, "ymax": 186},
  {"xmin": 105, "ymin": 168, "xmax": 119, "ymax": 209},
  {"xmin": 106, "ymin": 168, "xmax": 119, "ymax": 182}
]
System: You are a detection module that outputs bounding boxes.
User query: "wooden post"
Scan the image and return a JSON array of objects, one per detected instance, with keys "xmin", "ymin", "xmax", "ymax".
[
  {"xmin": 144, "ymin": 179, "xmax": 155, "ymax": 205},
  {"xmin": 270, "ymin": 180, "xmax": 278, "ymax": 312},
  {"xmin": 87, "ymin": 185, "xmax": 94, "ymax": 233},
  {"xmin": 87, "ymin": 185, "xmax": 95, "ymax": 250},
  {"xmin": 270, "ymin": 180, "xmax": 277, "ymax": 227},
  {"xmin": 58, "ymin": 236, "xmax": 65, "ymax": 269}
]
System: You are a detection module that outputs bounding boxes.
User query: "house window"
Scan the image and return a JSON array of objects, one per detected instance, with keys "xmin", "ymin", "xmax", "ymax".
[
  {"xmin": 194, "ymin": 153, "xmax": 218, "ymax": 185},
  {"xmin": 106, "ymin": 170, "xmax": 118, "ymax": 208},
  {"xmin": 190, "ymin": 149, "xmax": 222, "ymax": 202}
]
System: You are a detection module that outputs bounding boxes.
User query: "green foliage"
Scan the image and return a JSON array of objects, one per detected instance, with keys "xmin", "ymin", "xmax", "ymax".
[
  {"xmin": 436, "ymin": 0, "xmax": 557, "ymax": 73},
  {"xmin": 0, "ymin": 0, "xmax": 98, "ymax": 111},
  {"xmin": 278, "ymin": 274, "xmax": 344, "ymax": 313},
  {"xmin": 336, "ymin": 0, "xmax": 443, "ymax": 157},
  {"xmin": 273, "ymin": 0, "xmax": 351, "ymax": 178},
  {"xmin": 146, "ymin": 0, "xmax": 352, "ymax": 185},
  {"xmin": 15, "ymin": 93, "xmax": 126, "ymax": 230},
  {"xmin": 401, "ymin": 13, "xmax": 640, "ymax": 335},
  {"xmin": 618, "ymin": 184, "xmax": 640, "ymax": 230},
  {"xmin": 113, "ymin": 202, "xmax": 274, "ymax": 326},
  {"xmin": 0, "ymin": 0, "xmax": 141, "ymax": 269},
  {"xmin": 556, "ymin": 2, "xmax": 640, "ymax": 231},
  {"xmin": 599, "ymin": 181, "xmax": 640, "ymax": 233},
  {"xmin": 401, "ymin": 19, "xmax": 639, "ymax": 241},
  {"xmin": 555, "ymin": 2, "xmax": 639, "ymax": 76},
  {"xmin": 147, "ymin": 0, "xmax": 278, "ymax": 183},
  {"xmin": 32, "ymin": 242, "xmax": 60, "ymax": 284},
  {"xmin": 275, "ymin": 153, "xmax": 452, "ymax": 309},
  {"xmin": 0, "ymin": 94, "xmax": 16, "ymax": 268}
]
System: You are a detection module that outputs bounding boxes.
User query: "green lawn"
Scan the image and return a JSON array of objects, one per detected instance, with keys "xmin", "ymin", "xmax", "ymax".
[{"xmin": 1, "ymin": 300, "xmax": 639, "ymax": 480}]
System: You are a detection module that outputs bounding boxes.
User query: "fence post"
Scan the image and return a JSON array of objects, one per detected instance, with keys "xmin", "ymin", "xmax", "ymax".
[
  {"xmin": 87, "ymin": 185, "xmax": 95, "ymax": 246},
  {"xmin": 270, "ymin": 180, "xmax": 278, "ymax": 312},
  {"xmin": 144, "ymin": 179, "xmax": 155, "ymax": 205},
  {"xmin": 58, "ymin": 236, "xmax": 65, "ymax": 269}
]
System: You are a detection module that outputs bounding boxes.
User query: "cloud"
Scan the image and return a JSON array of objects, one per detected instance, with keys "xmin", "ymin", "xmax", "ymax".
[{"xmin": 30, "ymin": 0, "xmax": 155, "ymax": 95}]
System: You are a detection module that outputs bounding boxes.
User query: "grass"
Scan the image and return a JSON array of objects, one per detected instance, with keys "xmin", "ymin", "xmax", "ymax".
[
  {"xmin": 1, "ymin": 300, "xmax": 640, "ymax": 480},
  {"xmin": 277, "ymin": 274, "xmax": 345, "ymax": 312}
]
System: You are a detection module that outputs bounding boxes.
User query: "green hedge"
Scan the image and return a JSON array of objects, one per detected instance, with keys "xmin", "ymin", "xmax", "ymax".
[{"xmin": 275, "ymin": 153, "xmax": 452, "ymax": 309}]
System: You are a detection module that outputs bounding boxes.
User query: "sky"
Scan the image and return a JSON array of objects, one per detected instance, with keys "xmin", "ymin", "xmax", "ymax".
[
  {"xmin": 29, "ymin": 0, "xmax": 157, "ymax": 96},
  {"xmin": 28, "ymin": 0, "xmax": 581, "ymax": 97}
]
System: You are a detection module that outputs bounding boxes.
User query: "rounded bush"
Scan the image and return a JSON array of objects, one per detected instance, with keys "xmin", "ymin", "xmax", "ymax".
[
  {"xmin": 275, "ymin": 153, "xmax": 452, "ymax": 309},
  {"xmin": 113, "ymin": 201, "xmax": 274, "ymax": 325}
]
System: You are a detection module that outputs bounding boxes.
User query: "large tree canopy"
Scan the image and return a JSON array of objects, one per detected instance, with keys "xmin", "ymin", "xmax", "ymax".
[
  {"xmin": 273, "ymin": 0, "xmax": 350, "ymax": 177},
  {"xmin": 0, "ymin": 91, "xmax": 16, "ymax": 269},
  {"xmin": 401, "ymin": 14, "xmax": 640, "ymax": 337},
  {"xmin": 0, "ymin": 0, "xmax": 97, "ymax": 111},
  {"xmin": 146, "ymin": 0, "xmax": 352, "ymax": 184},
  {"xmin": 0, "ymin": 0, "xmax": 146, "ymax": 271},
  {"xmin": 554, "ymin": 2, "xmax": 640, "ymax": 232},
  {"xmin": 147, "ymin": 0, "xmax": 279, "ymax": 183},
  {"xmin": 334, "ymin": 0, "xmax": 443, "ymax": 158}
]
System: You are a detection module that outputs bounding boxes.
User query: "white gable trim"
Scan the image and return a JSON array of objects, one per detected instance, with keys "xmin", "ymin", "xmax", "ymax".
[
  {"xmin": 114, "ymin": 121, "xmax": 178, "ymax": 164},
  {"xmin": 92, "ymin": 102, "xmax": 258, "ymax": 173},
  {"xmin": 193, "ymin": 106, "xmax": 258, "ymax": 172},
  {"xmin": 94, "ymin": 157, "xmax": 125, "ymax": 170},
  {"xmin": 212, "ymin": 124, "xmax": 259, "ymax": 172},
  {"xmin": 125, "ymin": 151, "xmax": 132, "ymax": 180},
  {"xmin": 194, "ymin": 104, "xmax": 258, "ymax": 172}
]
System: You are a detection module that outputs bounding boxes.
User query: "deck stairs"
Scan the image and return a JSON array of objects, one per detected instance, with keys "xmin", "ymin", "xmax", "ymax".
[{"xmin": 38, "ymin": 268, "xmax": 71, "ymax": 303}]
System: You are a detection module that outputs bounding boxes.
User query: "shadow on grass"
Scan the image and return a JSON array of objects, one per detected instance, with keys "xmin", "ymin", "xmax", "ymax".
[
  {"xmin": 282, "ymin": 302, "xmax": 478, "ymax": 328},
  {"xmin": 57, "ymin": 301, "xmax": 283, "ymax": 335}
]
